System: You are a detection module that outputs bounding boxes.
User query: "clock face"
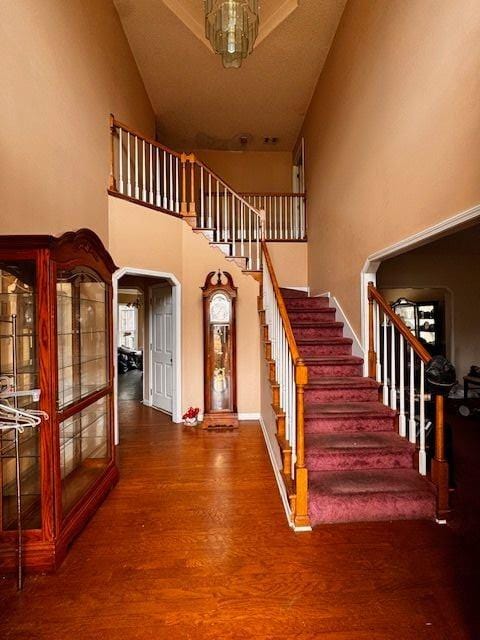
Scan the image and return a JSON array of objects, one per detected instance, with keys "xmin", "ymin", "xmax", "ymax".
[{"xmin": 210, "ymin": 292, "xmax": 230, "ymax": 323}]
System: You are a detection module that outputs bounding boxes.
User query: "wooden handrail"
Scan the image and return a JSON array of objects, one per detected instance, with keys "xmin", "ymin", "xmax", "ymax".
[
  {"xmin": 262, "ymin": 241, "xmax": 302, "ymax": 364},
  {"xmin": 368, "ymin": 283, "xmax": 431, "ymax": 364},
  {"xmin": 112, "ymin": 117, "xmax": 182, "ymax": 158},
  {"xmin": 195, "ymin": 157, "xmax": 264, "ymax": 217}
]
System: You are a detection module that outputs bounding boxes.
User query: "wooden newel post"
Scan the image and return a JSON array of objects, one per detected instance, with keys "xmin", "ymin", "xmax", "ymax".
[
  {"xmin": 367, "ymin": 283, "xmax": 376, "ymax": 378},
  {"xmin": 109, "ymin": 114, "xmax": 117, "ymax": 191},
  {"xmin": 431, "ymin": 394, "xmax": 449, "ymax": 517},
  {"xmin": 180, "ymin": 153, "xmax": 188, "ymax": 214},
  {"xmin": 294, "ymin": 360, "xmax": 310, "ymax": 528}
]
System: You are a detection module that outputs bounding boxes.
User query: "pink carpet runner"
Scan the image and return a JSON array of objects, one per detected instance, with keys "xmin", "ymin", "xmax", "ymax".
[{"xmin": 282, "ymin": 288, "xmax": 436, "ymax": 525}]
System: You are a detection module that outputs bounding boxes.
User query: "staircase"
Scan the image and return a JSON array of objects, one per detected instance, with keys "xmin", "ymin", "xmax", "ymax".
[
  {"xmin": 283, "ymin": 288, "xmax": 436, "ymax": 525},
  {"xmin": 109, "ymin": 117, "xmax": 447, "ymax": 529}
]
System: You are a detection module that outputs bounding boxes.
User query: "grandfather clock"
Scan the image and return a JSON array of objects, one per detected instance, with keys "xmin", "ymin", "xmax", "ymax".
[{"xmin": 202, "ymin": 271, "xmax": 238, "ymax": 429}]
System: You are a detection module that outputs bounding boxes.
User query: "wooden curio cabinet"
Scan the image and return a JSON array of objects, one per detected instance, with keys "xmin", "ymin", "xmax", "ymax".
[
  {"xmin": 202, "ymin": 271, "xmax": 238, "ymax": 429},
  {"xmin": 0, "ymin": 229, "xmax": 118, "ymax": 574}
]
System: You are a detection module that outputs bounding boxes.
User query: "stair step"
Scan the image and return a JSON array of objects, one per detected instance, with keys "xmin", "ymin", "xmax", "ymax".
[
  {"xmin": 309, "ymin": 469, "xmax": 436, "ymax": 524},
  {"xmin": 288, "ymin": 308, "xmax": 336, "ymax": 322},
  {"xmin": 210, "ymin": 241, "xmax": 231, "ymax": 256},
  {"xmin": 305, "ymin": 401, "xmax": 396, "ymax": 433},
  {"xmin": 298, "ymin": 337, "xmax": 352, "ymax": 357},
  {"xmin": 305, "ymin": 432, "xmax": 415, "ymax": 471},
  {"xmin": 292, "ymin": 321, "xmax": 344, "ymax": 339},
  {"xmin": 305, "ymin": 376, "xmax": 379, "ymax": 402},
  {"xmin": 302, "ymin": 355, "xmax": 363, "ymax": 377},
  {"xmin": 286, "ymin": 296, "xmax": 330, "ymax": 309},
  {"xmin": 280, "ymin": 288, "xmax": 307, "ymax": 298}
]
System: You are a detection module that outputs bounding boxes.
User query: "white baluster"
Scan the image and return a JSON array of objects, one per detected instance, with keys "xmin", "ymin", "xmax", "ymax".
[
  {"xmin": 142, "ymin": 140, "xmax": 146, "ymax": 201},
  {"xmin": 200, "ymin": 167, "xmax": 204, "ymax": 228},
  {"xmin": 149, "ymin": 144, "xmax": 153, "ymax": 204},
  {"xmin": 134, "ymin": 136, "xmax": 139, "ymax": 199},
  {"xmin": 375, "ymin": 303, "xmax": 382, "ymax": 382},
  {"xmin": 398, "ymin": 335, "xmax": 406, "ymax": 437},
  {"xmin": 169, "ymin": 154, "xmax": 173, "ymax": 211},
  {"xmin": 208, "ymin": 173, "xmax": 212, "ymax": 228},
  {"xmin": 248, "ymin": 208, "xmax": 252, "ymax": 270},
  {"xmin": 382, "ymin": 316, "xmax": 389, "ymax": 405},
  {"xmin": 155, "ymin": 148, "xmax": 160, "ymax": 207},
  {"xmin": 175, "ymin": 157, "xmax": 179, "ymax": 213},
  {"xmin": 409, "ymin": 346, "xmax": 416, "ymax": 443},
  {"xmin": 126, "ymin": 132, "xmax": 131, "ymax": 197},
  {"xmin": 223, "ymin": 187, "xmax": 228, "ymax": 243},
  {"xmin": 232, "ymin": 196, "xmax": 236, "ymax": 257},
  {"xmin": 216, "ymin": 180, "xmax": 220, "ymax": 242},
  {"xmin": 272, "ymin": 196, "xmax": 276, "ymax": 240},
  {"xmin": 256, "ymin": 216, "xmax": 260, "ymax": 270},
  {"xmin": 390, "ymin": 323, "xmax": 397, "ymax": 410},
  {"xmin": 419, "ymin": 361, "xmax": 426, "ymax": 475},
  {"xmin": 118, "ymin": 128, "xmax": 124, "ymax": 193},
  {"xmin": 240, "ymin": 202, "xmax": 245, "ymax": 256},
  {"xmin": 162, "ymin": 150, "xmax": 167, "ymax": 209}
]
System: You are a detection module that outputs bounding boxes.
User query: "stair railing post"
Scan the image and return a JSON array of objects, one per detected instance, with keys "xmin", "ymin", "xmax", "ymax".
[
  {"xmin": 109, "ymin": 114, "xmax": 117, "ymax": 191},
  {"xmin": 294, "ymin": 360, "xmax": 310, "ymax": 528},
  {"xmin": 180, "ymin": 153, "xmax": 188, "ymax": 214},
  {"xmin": 431, "ymin": 394, "xmax": 449, "ymax": 518},
  {"xmin": 188, "ymin": 154, "xmax": 197, "ymax": 215},
  {"xmin": 367, "ymin": 284, "xmax": 376, "ymax": 378}
]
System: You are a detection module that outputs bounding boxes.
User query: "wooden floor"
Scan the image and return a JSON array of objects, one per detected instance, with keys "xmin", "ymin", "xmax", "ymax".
[{"xmin": 0, "ymin": 402, "xmax": 478, "ymax": 639}]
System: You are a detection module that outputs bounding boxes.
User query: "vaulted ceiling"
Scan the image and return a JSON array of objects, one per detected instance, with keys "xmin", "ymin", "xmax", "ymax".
[{"xmin": 114, "ymin": 0, "xmax": 346, "ymax": 151}]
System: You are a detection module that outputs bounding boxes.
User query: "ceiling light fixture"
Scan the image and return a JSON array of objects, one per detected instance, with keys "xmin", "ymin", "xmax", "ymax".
[{"xmin": 205, "ymin": 0, "xmax": 259, "ymax": 69}]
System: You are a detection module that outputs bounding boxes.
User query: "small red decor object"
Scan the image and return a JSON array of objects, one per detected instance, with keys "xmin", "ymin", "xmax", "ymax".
[{"xmin": 182, "ymin": 407, "xmax": 200, "ymax": 424}]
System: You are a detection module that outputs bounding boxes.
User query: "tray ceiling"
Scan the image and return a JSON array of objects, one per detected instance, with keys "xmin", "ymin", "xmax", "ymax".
[{"xmin": 114, "ymin": 0, "xmax": 346, "ymax": 151}]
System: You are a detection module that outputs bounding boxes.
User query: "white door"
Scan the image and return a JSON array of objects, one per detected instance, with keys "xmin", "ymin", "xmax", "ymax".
[{"xmin": 151, "ymin": 285, "xmax": 174, "ymax": 413}]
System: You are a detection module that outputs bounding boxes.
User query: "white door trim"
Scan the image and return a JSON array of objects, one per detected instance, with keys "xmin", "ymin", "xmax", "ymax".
[
  {"xmin": 113, "ymin": 267, "xmax": 182, "ymax": 444},
  {"xmin": 359, "ymin": 202, "xmax": 480, "ymax": 360}
]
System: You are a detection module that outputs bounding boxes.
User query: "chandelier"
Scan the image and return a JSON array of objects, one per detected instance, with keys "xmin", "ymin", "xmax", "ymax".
[{"xmin": 205, "ymin": 0, "xmax": 259, "ymax": 69}]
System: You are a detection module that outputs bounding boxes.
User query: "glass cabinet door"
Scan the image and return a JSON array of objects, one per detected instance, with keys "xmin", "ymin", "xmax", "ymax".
[
  {"xmin": 0, "ymin": 262, "xmax": 41, "ymax": 530},
  {"xmin": 56, "ymin": 267, "xmax": 111, "ymax": 517}
]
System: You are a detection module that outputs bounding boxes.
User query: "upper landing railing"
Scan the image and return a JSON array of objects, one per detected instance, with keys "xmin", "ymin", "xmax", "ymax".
[{"xmin": 109, "ymin": 117, "xmax": 307, "ymax": 272}]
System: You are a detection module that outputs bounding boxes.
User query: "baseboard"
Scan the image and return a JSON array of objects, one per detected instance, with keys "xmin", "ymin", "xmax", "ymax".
[
  {"xmin": 330, "ymin": 294, "xmax": 364, "ymax": 359},
  {"xmin": 238, "ymin": 412, "xmax": 261, "ymax": 420},
  {"xmin": 259, "ymin": 416, "xmax": 293, "ymax": 528}
]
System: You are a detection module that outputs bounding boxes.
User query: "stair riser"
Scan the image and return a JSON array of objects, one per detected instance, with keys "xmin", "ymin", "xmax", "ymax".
[
  {"xmin": 281, "ymin": 289, "xmax": 308, "ymax": 299},
  {"xmin": 306, "ymin": 363, "xmax": 363, "ymax": 377},
  {"xmin": 288, "ymin": 310, "xmax": 336, "ymax": 322},
  {"xmin": 309, "ymin": 493, "xmax": 435, "ymax": 525},
  {"xmin": 306, "ymin": 449, "xmax": 415, "ymax": 472},
  {"xmin": 299, "ymin": 343, "xmax": 352, "ymax": 357},
  {"xmin": 305, "ymin": 387, "xmax": 379, "ymax": 403},
  {"xmin": 293, "ymin": 326, "xmax": 343, "ymax": 339},
  {"xmin": 305, "ymin": 415, "xmax": 395, "ymax": 433},
  {"xmin": 285, "ymin": 298, "xmax": 330, "ymax": 309}
]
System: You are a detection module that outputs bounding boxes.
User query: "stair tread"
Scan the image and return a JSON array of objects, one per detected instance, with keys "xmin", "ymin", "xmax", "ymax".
[
  {"xmin": 292, "ymin": 320, "xmax": 344, "ymax": 328},
  {"xmin": 305, "ymin": 431, "xmax": 414, "ymax": 452},
  {"xmin": 297, "ymin": 337, "xmax": 353, "ymax": 345},
  {"xmin": 309, "ymin": 468, "xmax": 435, "ymax": 497},
  {"xmin": 305, "ymin": 401, "xmax": 396, "ymax": 417},
  {"xmin": 302, "ymin": 355, "xmax": 363, "ymax": 364},
  {"xmin": 306, "ymin": 376, "xmax": 379, "ymax": 389},
  {"xmin": 288, "ymin": 308, "xmax": 335, "ymax": 314}
]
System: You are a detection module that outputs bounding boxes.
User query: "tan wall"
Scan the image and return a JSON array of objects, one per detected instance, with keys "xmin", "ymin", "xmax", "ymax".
[
  {"xmin": 0, "ymin": 0, "xmax": 154, "ymax": 242},
  {"xmin": 300, "ymin": 0, "xmax": 480, "ymax": 333},
  {"xmin": 267, "ymin": 242, "xmax": 308, "ymax": 290},
  {"xmin": 195, "ymin": 150, "xmax": 293, "ymax": 193},
  {"xmin": 108, "ymin": 196, "xmax": 260, "ymax": 416},
  {"xmin": 377, "ymin": 230, "xmax": 480, "ymax": 379}
]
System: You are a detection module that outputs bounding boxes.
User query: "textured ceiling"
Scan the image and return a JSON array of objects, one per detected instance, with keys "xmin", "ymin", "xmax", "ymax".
[{"xmin": 114, "ymin": 0, "xmax": 346, "ymax": 151}]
